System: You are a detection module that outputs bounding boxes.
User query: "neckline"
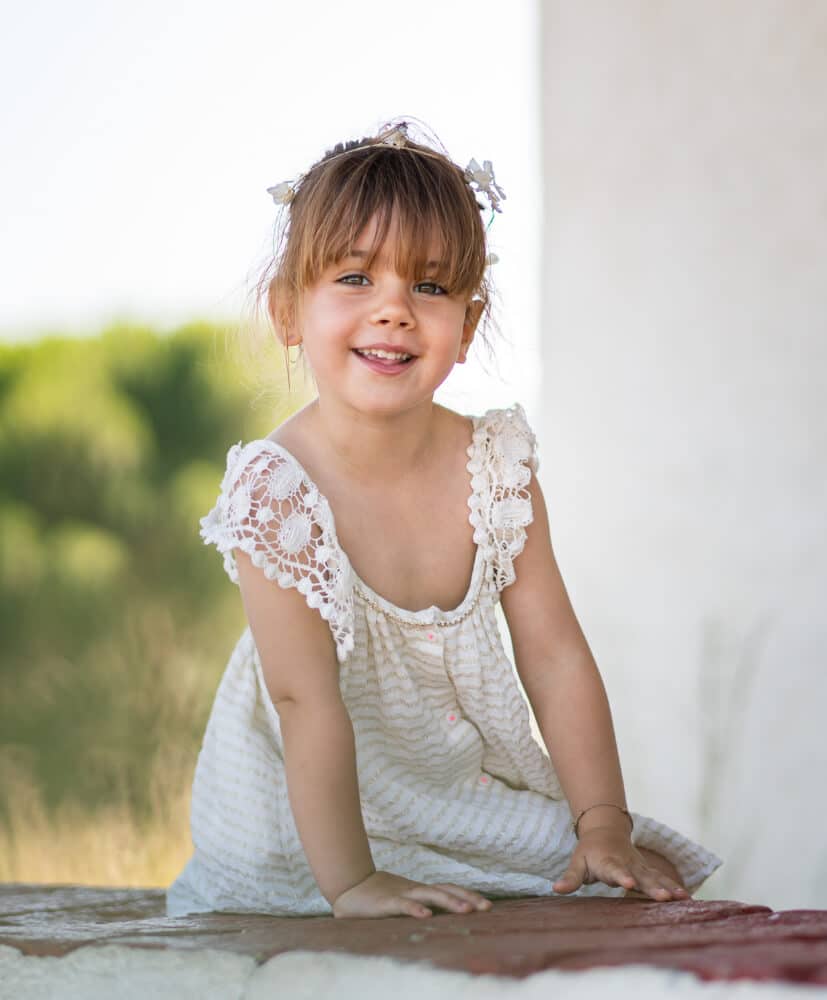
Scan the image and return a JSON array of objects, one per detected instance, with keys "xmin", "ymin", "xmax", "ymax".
[{"xmin": 246, "ymin": 412, "xmax": 487, "ymax": 626}]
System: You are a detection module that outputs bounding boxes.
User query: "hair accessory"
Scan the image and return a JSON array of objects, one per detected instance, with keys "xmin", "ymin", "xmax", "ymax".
[
  {"xmin": 573, "ymin": 803, "xmax": 634, "ymax": 839},
  {"xmin": 464, "ymin": 159, "xmax": 506, "ymax": 214},
  {"xmin": 381, "ymin": 124, "xmax": 409, "ymax": 148},
  {"xmin": 267, "ymin": 123, "xmax": 415, "ymax": 206},
  {"xmin": 266, "ymin": 180, "xmax": 296, "ymax": 206},
  {"xmin": 265, "ymin": 122, "xmax": 506, "ymax": 224}
]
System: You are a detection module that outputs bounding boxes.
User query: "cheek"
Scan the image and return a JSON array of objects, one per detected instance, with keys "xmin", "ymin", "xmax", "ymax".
[
  {"xmin": 304, "ymin": 292, "xmax": 359, "ymax": 332},
  {"xmin": 437, "ymin": 309, "xmax": 470, "ymax": 344},
  {"xmin": 300, "ymin": 301, "xmax": 358, "ymax": 367}
]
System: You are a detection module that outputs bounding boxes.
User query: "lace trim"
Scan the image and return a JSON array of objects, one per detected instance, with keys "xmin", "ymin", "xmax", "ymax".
[
  {"xmin": 466, "ymin": 403, "xmax": 538, "ymax": 591},
  {"xmin": 199, "ymin": 441, "xmax": 355, "ymax": 663},
  {"xmin": 201, "ymin": 402, "xmax": 536, "ymax": 654}
]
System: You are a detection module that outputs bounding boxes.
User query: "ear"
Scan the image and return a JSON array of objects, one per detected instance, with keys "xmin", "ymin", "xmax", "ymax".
[
  {"xmin": 457, "ymin": 298, "xmax": 484, "ymax": 364},
  {"xmin": 268, "ymin": 282, "xmax": 301, "ymax": 348}
]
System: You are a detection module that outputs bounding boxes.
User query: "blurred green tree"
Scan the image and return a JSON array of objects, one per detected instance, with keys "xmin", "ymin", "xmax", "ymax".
[{"xmin": 0, "ymin": 322, "xmax": 311, "ymax": 822}]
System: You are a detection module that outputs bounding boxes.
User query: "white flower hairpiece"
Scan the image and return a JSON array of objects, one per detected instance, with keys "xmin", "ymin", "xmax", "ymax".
[
  {"xmin": 464, "ymin": 159, "xmax": 506, "ymax": 214},
  {"xmin": 265, "ymin": 180, "xmax": 296, "ymax": 206},
  {"xmin": 265, "ymin": 124, "xmax": 504, "ymax": 269},
  {"xmin": 266, "ymin": 123, "xmax": 415, "ymax": 207},
  {"xmin": 381, "ymin": 125, "xmax": 409, "ymax": 148}
]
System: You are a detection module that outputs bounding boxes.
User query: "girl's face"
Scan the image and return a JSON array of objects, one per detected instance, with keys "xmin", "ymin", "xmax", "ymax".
[{"xmin": 292, "ymin": 214, "xmax": 482, "ymax": 418}]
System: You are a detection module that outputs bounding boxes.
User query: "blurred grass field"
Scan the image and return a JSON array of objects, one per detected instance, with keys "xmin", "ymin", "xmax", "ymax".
[
  {"xmin": 0, "ymin": 744, "xmax": 191, "ymax": 886},
  {"xmin": 0, "ymin": 320, "xmax": 312, "ymax": 886}
]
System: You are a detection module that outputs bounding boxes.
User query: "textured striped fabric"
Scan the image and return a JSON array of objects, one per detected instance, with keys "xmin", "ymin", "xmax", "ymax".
[{"xmin": 167, "ymin": 404, "xmax": 722, "ymax": 917}]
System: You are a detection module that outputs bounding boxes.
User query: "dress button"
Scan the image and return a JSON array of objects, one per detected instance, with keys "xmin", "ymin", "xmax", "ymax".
[
  {"xmin": 446, "ymin": 711, "xmax": 458, "ymax": 724},
  {"xmin": 479, "ymin": 774, "xmax": 490, "ymax": 785},
  {"xmin": 426, "ymin": 631, "xmax": 436, "ymax": 641}
]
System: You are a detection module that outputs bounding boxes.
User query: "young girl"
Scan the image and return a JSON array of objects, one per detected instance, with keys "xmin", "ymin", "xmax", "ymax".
[{"xmin": 167, "ymin": 120, "xmax": 722, "ymax": 920}]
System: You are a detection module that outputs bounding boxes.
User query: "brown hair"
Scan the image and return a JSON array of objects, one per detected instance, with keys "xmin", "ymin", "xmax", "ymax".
[{"xmin": 249, "ymin": 120, "xmax": 499, "ymax": 384}]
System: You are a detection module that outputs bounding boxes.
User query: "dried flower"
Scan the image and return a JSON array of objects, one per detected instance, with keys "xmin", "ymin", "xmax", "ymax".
[
  {"xmin": 380, "ymin": 125, "xmax": 409, "ymax": 148},
  {"xmin": 266, "ymin": 181, "xmax": 296, "ymax": 205},
  {"xmin": 465, "ymin": 158, "xmax": 506, "ymax": 213}
]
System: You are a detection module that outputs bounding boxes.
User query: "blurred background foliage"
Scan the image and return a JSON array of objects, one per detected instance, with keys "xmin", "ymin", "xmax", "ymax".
[{"xmin": 0, "ymin": 322, "xmax": 312, "ymax": 884}]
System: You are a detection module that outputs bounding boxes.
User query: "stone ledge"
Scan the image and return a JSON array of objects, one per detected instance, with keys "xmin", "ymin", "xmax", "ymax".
[{"xmin": 1, "ymin": 884, "xmax": 826, "ymax": 986}]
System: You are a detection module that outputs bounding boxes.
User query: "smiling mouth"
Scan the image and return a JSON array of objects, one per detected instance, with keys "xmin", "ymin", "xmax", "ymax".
[
  {"xmin": 353, "ymin": 348, "xmax": 416, "ymax": 377},
  {"xmin": 353, "ymin": 348, "xmax": 415, "ymax": 363},
  {"xmin": 353, "ymin": 347, "xmax": 416, "ymax": 375}
]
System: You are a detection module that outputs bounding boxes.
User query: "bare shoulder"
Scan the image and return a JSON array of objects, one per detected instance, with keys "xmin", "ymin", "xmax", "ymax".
[
  {"xmin": 433, "ymin": 401, "xmax": 473, "ymax": 428},
  {"xmin": 266, "ymin": 400, "xmax": 318, "ymax": 452},
  {"xmin": 432, "ymin": 403, "xmax": 475, "ymax": 453}
]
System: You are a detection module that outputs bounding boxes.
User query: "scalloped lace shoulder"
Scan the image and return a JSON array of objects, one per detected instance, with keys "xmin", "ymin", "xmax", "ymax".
[
  {"xmin": 199, "ymin": 441, "xmax": 355, "ymax": 663},
  {"xmin": 467, "ymin": 403, "xmax": 538, "ymax": 591}
]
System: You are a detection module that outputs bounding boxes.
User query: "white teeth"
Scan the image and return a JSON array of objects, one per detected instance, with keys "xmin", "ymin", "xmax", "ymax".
[{"xmin": 356, "ymin": 349, "xmax": 412, "ymax": 361}]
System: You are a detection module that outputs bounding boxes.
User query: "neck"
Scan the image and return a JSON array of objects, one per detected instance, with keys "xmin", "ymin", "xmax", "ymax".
[{"xmin": 308, "ymin": 397, "xmax": 443, "ymax": 485}]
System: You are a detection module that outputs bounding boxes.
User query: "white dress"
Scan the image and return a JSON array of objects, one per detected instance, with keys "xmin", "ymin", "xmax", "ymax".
[{"xmin": 167, "ymin": 403, "xmax": 722, "ymax": 916}]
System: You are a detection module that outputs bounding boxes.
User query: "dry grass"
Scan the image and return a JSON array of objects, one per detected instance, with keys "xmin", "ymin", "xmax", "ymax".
[{"xmin": 0, "ymin": 754, "xmax": 193, "ymax": 888}]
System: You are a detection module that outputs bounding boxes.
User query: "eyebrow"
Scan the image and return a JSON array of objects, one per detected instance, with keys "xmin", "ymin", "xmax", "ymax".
[{"xmin": 346, "ymin": 250, "xmax": 442, "ymax": 268}]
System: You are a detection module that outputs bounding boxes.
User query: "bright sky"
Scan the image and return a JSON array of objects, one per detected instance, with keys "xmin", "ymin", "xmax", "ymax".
[{"xmin": 0, "ymin": 0, "xmax": 540, "ymax": 415}]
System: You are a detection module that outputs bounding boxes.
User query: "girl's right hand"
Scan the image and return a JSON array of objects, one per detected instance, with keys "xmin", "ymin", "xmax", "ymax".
[{"xmin": 331, "ymin": 870, "xmax": 492, "ymax": 919}]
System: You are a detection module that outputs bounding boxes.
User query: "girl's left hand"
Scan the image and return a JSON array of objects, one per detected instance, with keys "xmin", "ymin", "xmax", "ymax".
[{"xmin": 552, "ymin": 828, "xmax": 690, "ymax": 901}]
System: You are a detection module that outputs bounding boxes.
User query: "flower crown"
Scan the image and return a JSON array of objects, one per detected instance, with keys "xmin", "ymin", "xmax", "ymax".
[{"xmin": 266, "ymin": 122, "xmax": 506, "ymax": 226}]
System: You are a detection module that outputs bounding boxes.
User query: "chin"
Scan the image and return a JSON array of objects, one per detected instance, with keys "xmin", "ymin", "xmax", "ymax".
[{"xmin": 351, "ymin": 395, "xmax": 433, "ymax": 419}]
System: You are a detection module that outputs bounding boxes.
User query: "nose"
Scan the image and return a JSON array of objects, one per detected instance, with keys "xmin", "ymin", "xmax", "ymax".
[{"xmin": 370, "ymin": 279, "xmax": 415, "ymax": 329}]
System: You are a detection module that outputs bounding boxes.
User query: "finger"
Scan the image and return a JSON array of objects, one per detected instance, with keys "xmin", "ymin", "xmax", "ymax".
[
  {"xmin": 553, "ymin": 858, "xmax": 588, "ymax": 893},
  {"xmin": 433, "ymin": 890, "xmax": 482, "ymax": 913},
  {"xmin": 636, "ymin": 871, "xmax": 690, "ymax": 901},
  {"xmin": 584, "ymin": 854, "xmax": 637, "ymax": 891},
  {"xmin": 655, "ymin": 876, "xmax": 690, "ymax": 897},
  {"xmin": 624, "ymin": 861, "xmax": 685, "ymax": 899},
  {"xmin": 406, "ymin": 886, "xmax": 477, "ymax": 914},
  {"xmin": 431, "ymin": 884, "xmax": 493, "ymax": 911},
  {"xmin": 606, "ymin": 863, "xmax": 639, "ymax": 891},
  {"xmin": 394, "ymin": 896, "xmax": 432, "ymax": 918}
]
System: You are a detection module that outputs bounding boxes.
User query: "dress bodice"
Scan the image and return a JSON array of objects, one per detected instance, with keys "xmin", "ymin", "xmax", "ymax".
[{"xmin": 198, "ymin": 403, "xmax": 539, "ymax": 657}]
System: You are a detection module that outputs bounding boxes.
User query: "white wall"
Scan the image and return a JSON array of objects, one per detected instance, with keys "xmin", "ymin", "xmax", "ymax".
[{"xmin": 539, "ymin": 0, "xmax": 827, "ymax": 909}]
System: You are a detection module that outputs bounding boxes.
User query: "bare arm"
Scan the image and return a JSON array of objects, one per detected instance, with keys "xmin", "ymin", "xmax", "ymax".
[
  {"xmin": 235, "ymin": 549, "xmax": 374, "ymax": 904},
  {"xmin": 501, "ymin": 474, "xmax": 688, "ymax": 898},
  {"xmin": 235, "ymin": 546, "xmax": 491, "ymax": 917},
  {"xmin": 500, "ymin": 474, "xmax": 629, "ymax": 837}
]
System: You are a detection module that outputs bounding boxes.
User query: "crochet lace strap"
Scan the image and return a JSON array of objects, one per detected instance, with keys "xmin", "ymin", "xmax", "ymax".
[
  {"xmin": 199, "ymin": 441, "xmax": 355, "ymax": 663},
  {"xmin": 467, "ymin": 403, "xmax": 538, "ymax": 592}
]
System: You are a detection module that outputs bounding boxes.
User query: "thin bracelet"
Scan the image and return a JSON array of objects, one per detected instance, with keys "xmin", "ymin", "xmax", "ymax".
[{"xmin": 573, "ymin": 803, "xmax": 634, "ymax": 839}]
